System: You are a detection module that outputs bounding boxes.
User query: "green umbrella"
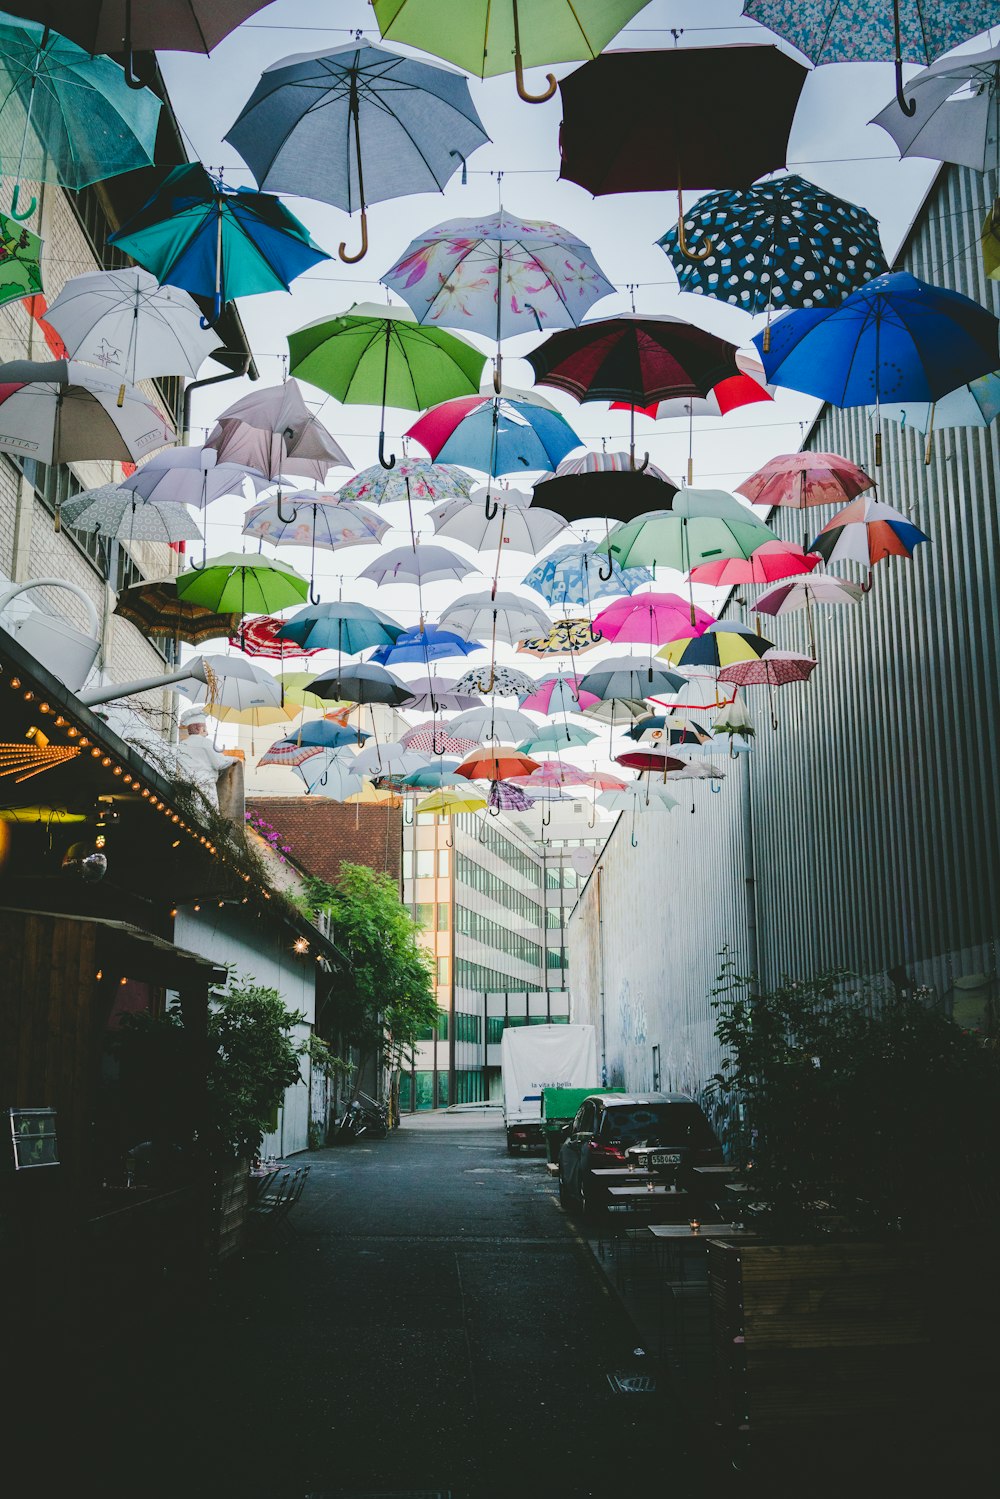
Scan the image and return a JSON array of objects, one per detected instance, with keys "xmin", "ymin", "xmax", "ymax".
[
  {"xmin": 0, "ymin": 213, "xmax": 40, "ymax": 305},
  {"xmin": 594, "ymin": 490, "xmax": 776, "ymax": 576},
  {"xmin": 175, "ymin": 551, "xmax": 308, "ymax": 616},
  {"xmin": 288, "ymin": 302, "xmax": 486, "ymax": 471},
  {"xmin": 373, "ymin": 0, "xmax": 649, "ymax": 103}
]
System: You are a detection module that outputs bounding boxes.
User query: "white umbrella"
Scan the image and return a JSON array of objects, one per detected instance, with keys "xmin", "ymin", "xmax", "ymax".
[
  {"xmin": 127, "ymin": 446, "xmax": 269, "ymax": 507},
  {"xmin": 182, "ymin": 655, "xmax": 283, "ymax": 713},
  {"xmin": 428, "ymin": 496, "xmax": 567, "ymax": 556},
  {"xmin": 401, "ymin": 676, "xmax": 481, "ymax": 713},
  {"xmin": 449, "ymin": 706, "xmax": 537, "ymax": 742},
  {"xmin": 353, "ymin": 742, "xmax": 430, "ymax": 776},
  {"xmin": 60, "ymin": 486, "xmax": 203, "ymax": 544},
  {"xmin": 598, "ymin": 788, "xmax": 676, "ymax": 813},
  {"xmin": 439, "ymin": 590, "xmax": 551, "ymax": 645},
  {"xmin": 359, "ymin": 543, "xmax": 477, "ymax": 587},
  {"xmin": 44, "ymin": 267, "xmax": 217, "ymax": 390},
  {"xmin": 0, "ymin": 358, "xmax": 173, "ymax": 472},
  {"xmin": 296, "ymin": 753, "xmax": 366, "ymax": 799},
  {"xmin": 870, "ymin": 40, "xmax": 1000, "ymax": 175}
]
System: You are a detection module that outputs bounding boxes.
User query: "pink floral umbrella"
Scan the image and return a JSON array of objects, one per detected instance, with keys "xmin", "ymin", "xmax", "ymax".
[
  {"xmin": 736, "ymin": 450, "xmax": 874, "ymax": 548},
  {"xmin": 717, "ymin": 648, "xmax": 817, "ymax": 729},
  {"xmin": 519, "ymin": 673, "xmax": 600, "ymax": 714},
  {"xmin": 689, "ymin": 540, "xmax": 820, "ymax": 586},
  {"xmin": 400, "ymin": 721, "xmax": 480, "ymax": 756}
]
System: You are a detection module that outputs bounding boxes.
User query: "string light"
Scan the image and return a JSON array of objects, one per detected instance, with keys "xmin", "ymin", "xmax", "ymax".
[{"xmin": 0, "ymin": 742, "xmax": 81, "ymax": 783}]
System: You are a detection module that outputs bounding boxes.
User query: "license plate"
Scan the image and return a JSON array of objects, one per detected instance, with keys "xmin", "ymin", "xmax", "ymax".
[{"xmin": 649, "ymin": 1152, "xmax": 681, "ymax": 1166}]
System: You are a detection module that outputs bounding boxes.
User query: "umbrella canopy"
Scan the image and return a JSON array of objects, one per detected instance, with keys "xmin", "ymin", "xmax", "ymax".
[
  {"xmin": 596, "ymin": 492, "xmax": 778, "ymax": 573},
  {"xmin": 258, "ymin": 739, "xmax": 330, "ymax": 769},
  {"xmin": 44, "ymin": 267, "xmax": 216, "ymax": 387},
  {"xmin": 737, "ymin": 451, "xmax": 875, "ymax": 513},
  {"xmin": 0, "ymin": 358, "xmax": 172, "ymax": 468},
  {"xmin": 0, "ymin": 213, "xmax": 40, "ymax": 308},
  {"xmin": 400, "ymin": 721, "xmax": 480, "ymax": 755},
  {"xmin": 5, "ymin": 2, "xmax": 273, "ymax": 54},
  {"xmin": 229, "ymin": 614, "xmax": 324, "ymax": 659},
  {"xmin": 876, "ymin": 371, "xmax": 1000, "ymax": 436},
  {"xmin": 370, "ymin": 623, "xmax": 482, "ymax": 666},
  {"xmin": 621, "ymin": 372, "xmax": 774, "ymax": 421},
  {"xmin": 309, "ymin": 662, "xmax": 412, "ymax": 706},
  {"xmin": 440, "ymin": 590, "xmax": 551, "ymax": 645},
  {"xmin": 277, "ymin": 601, "xmax": 403, "ymax": 655},
  {"xmin": 516, "ymin": 617, "xmax": 602, "ymax": 657},
  {"xmin": 397, "ymin": 678, "xmax": 481, "ymax": 713},
  {"xmin": 400, "ymin": 759, "xmax": 463, "ymax": 789},
  {"xmin": 527, "ymin": 315, "xmax": 741, "ymax": 406},
  {"xmin": 289, "ymin": 303, "xmax": 485, "ymax": 470},
  {"xmin": 688, "ymin": 541, "xmax": 820, "ymax": 587},
  {"xmin": 550, "ymin": 450, "xmax": 674, "ymax": 479},
  {"xmin": 592, "ymin": 592, "xmax": 716, "ymax": 646},
  {"xmin": 658, "ymin": 175, "xmax": 887, "ymax": 318},
  {"xmin": 225, "ymin": 38, "xmax": 490, "ymax": 261},
  {"xmin": 626, "ymin": 713, "xmax": 713, "ymax": 744},
  {"xmin": 274, "ymin": 672, "xmax": 329, "ymax": 710},
  {"xmin": 717, "ymin": 649, "xmax": 818, "ymax": 688},
  {"xmin": 455, "ymin": 747, "xmax": 540, "ymax": 781},
  {"xmin": 713, "ymin": 696, "xmax": 755, "ymax": 739},
  {"xmin": 519, "ymin": 674, "xmax": 600, "ymax": 714},
  {"xmin": 449, "ymin": 706, "xmax": 536, "ymax": 742},
  {"xmin": 429, "ymin": 496, "xmax": 566, "ymax": 555},
  {"xmin": 599, "ymin": 787, "xmax": 676, "ymax": 814},
  {"xmin": 337, "ymin": 458, "xmax": 474, "ymax": 506},
  {"xmin": 522, "ymin": 541, "xmax": 653, "ymax": 609},
  {"xmin": 871, "ymin": 40, "xmax": 1000, "ymax": 175},
  {"xmin": 406, "ymin": 388, "xmax": 581, "ymax": 477},
  {"xmin": 453, "ymin": 664, "xmax": 535, "ymax": 698},
  {"xmin": 578, "ymin": 655, "xmax": 687, "ymax": 700},
  {"xmin": 754, "ymin": 576, "xmax": 866, "ymax": 617},
  {"xmin": 810, "ymin": 497, "xmax": 931, "ymax": 568},
  {"xmin": 113, "ymin": 578, "xmax": 240, "ymax": 644},
  {"xmin": 382, "ymin": 210, "xmax": 614, "ymax": 381},
  {"xmin": 60, "ymin": 486, "xmax": 202, "ymax": 544},
  {"xmin": 214, "ymin": 380, "xmax": 351, "ymax": 473},
  {"xmin": 272, "ymin": 722, "xmax": 368, "ymax": 750},
  {"xmin": 126, "ymin": 446, "xmax": 268, "ymax": 508},
  {"xmin": 373, "ymin": 0, "xmax": 648, "ymax": 97},
  {"xmin": 537, "ymin": 469, "xmax": 680, "ymax": 525},
  {"xmin": 359, "ymin": 543, "xmax": 477, "ymax": 588},
  {"xmin": 518, "ymin": 723, "xmax": 597, "ymax": 752},
  {"xmin": 0, "ymin": 17, "xmax": 159, "ymax": 209},
  {"xmin": 581, "ymin": 696, "xmax": 649, "ymax": 726},
  {"xmin": 354, "ymin": 742, "xmax": 430, "ymax": 777},
  {"xmin": 486, "ymin": 780, "xmax": 534, "ymax": 812},
  {"xmin": 243, "ymin": 493, "xmax": 389, "ymax": 551},
  {"xmin": 416, "ymin": 788, "xmax": 487, "ymax": 816},
  {"xmin": 743, "ymin": 0, "xmax": 998, "ymax": 71},
  {"xmin": 755, "ymin": 272, "xmax": 1000, "ymax": 412},
  {"xmin": 182, "ymin": 655, "xmax": 283, "ymax": 714},
  {"xmin": 296, "ymin": 753, "xmax": 366, "ymax": 799},
  {"xmin": 615, "ymin": 748, "xmax": 685, "ymax": 773},
  {"xmin": 176, "ymin": 552, "xmax": 308, "ymax": 615},
  {"xmin": 108, "ymin": 164, "xmax": 329, "ymax": 321},
  {"xmin": 660, "ymin": 623, "xmax": 774, "ymax": 669}
]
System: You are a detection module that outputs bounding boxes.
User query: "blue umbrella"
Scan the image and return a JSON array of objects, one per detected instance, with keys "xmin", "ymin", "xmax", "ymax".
[
  {"xmin": 370, "ymin": 622, "xmax": 483, "ymax": 666},
  {"xmin": 406, "ymin": 389, "xmax": 582, "ymax": 485},
  {"xmin": 277, "ymin": 601, "xmax": 403, "ymax": 655},
  {"xmin": 108, "ymin": 163, "xmax": 329, "ymax": 323},
  {"xmin": 273, "ymin": 722, "xmax": 368, "ymax": 750},
  {"xmin": 400, "ymin": 759, "xmax": 462, "ymax": 789},
  {"xmin": 755, "ymin": 272, "xmax": 1000, "ymax": 458},
  {"xmin": 522, "ymin": 541, "xmax": 653, "ymax": 609}
]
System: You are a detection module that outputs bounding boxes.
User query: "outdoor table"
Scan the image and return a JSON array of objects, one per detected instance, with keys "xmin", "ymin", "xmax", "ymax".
[
  {"xmin": 646, "ymin": 1223, "xmax": 759, "ymax": 1356},
  {"xmin": 590, "ymin": 1168, "xmax": 658, "ymax": 1181}
]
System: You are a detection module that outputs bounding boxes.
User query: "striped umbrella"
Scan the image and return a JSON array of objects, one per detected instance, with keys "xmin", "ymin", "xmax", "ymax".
[{"xmin": 228, "ymin": 615, "xmax": 323, "ymax": 658}]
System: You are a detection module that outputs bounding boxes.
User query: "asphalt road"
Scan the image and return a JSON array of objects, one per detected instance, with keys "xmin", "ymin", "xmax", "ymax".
[{"xmin": 61, "ymin": 1112, "xmax": 718, "ymax": 1499}]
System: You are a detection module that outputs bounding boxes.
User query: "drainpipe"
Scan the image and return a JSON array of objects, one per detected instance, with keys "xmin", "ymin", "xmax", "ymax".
[
  {"xmin": 182, "ymin": 355, "xmax": 252, "ymax": 443},
  {"xmin": 741, "ymin": 749, "xmax": 760, "ymax": 997},
  {"xmin": 597, "ymin": 865, "xmax": 607, "ymax": 1086}
]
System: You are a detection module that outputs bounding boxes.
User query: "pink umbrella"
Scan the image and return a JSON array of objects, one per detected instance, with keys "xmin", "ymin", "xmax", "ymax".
[
  {"xmin": 736, "ymin": 451, "xmax": 874, "ymax": 548},
  {"xmin": 753, "ymin": 575, "xmax": 864, "ymax": 657},
  {"xmin": 717, "ymin": 648, "xmax": 817, "ymax": 729},
  {"xmin": 592, "ymin": 591, "xmax": 716, "ymax": 645},
  {"xmin": 689, "ymin": 540, "xmax": 820, "ymax": 586},
  {"xmin": 510, "ymin": 760, "xmax": 587, "ymax": 785},
  {"xmin": 400, "ymin": 721, "xmax": 480, "ymax": 756},
  {"xmin": 519, "ymin": 674, "xmax": 600, "ymax": 714}
]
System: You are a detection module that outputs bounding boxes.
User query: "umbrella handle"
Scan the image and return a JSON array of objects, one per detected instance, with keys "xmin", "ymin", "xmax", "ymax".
[
  {"xmin": 123, "ymin": 1, "xmax": 153, "ymax": 89},
  {"xmin": 445, "ymin": 827, "xmax": 455, "ymax": 848},
  {"xmin": 275, "ymin": 494, "xmax": 298, "ymax": 525},
  {"xmin": 542, "ymin": 805, "xmax": 551, "ymax": 827},
  {"xmin": 597, "ymin": 556, "xmax": 613, "ymax": 582},
  {"xmin": 675, "ymin": 182, "xmax": 712, "ymax": 261},
  {"xmin": 590, "ymin": 626, "xmax": 602, "ymax": 642},
  {"xmin": 515, "ymin": 62, "xmax": 557, "ymax": 103},
  {"xmin": 635, "ymin": 451, "xmax": 649, "ymax": 474},
  {"xmin": 339, "ymin": 208, "xmax": 369, "ymax": 263},
  {"xmin": 630, "ymin": 822, "xmax": 638, "ymax": 848},
  {"xmin": 309, "ymin": 580, "xmax": 322, "ymax": 605},
  {"xmin": 378, "ymin": 430, "xmax": 396, "ymax": 470},
  {"xmin": 484, "ymin": 493, "xmax": 499, "ymax": 520},
  {"xmin": 9, "ymin": 184, "xmax": 36, "ymax": 221},
  {"xmin": 710, "ymin": 781, "xmax": 721, "ymax": 794},
  {"xmin": 478, "ymin": 817, "xmax": 488, "ymax": 842},
  {"xmin": 893, "ymin": 0, "xmax": 916, "ymax": 118}
]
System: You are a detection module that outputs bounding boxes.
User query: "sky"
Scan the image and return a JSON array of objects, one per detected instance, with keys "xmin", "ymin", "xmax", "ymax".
[{"xmin": 151, "ymin": 0, "xmax": 964, "ymax": 763}]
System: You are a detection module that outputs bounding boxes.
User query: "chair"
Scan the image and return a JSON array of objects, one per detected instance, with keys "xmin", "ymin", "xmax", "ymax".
[
  {"xmin": 247, "ymin": 1170, "xmax": 293, "ymax": 1241},
  {"xmin": 276, "ymin": 1165, "xmax": 310, "ymax": 1233}
]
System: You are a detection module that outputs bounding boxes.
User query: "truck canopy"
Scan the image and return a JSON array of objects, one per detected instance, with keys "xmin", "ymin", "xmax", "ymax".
[{"xmin": 500, "ymin": 1024, "xmax": 599, "ymax": 1126}]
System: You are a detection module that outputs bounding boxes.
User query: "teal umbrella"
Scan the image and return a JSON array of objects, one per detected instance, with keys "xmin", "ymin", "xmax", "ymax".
[{"xmin": 0, "ymin": 16, "xmax": 160, "ymax": 220}]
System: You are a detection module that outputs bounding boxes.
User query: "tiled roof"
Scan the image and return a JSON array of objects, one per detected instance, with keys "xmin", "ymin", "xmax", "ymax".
[{"xmin": 246, "ymin": 797, "xmax": 402, "ymax": 888}]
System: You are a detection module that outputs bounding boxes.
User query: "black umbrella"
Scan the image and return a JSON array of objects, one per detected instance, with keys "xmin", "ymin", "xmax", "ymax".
[
  {"xmin": 532, "ymin": 469, "xmax": 677, "ymax": 524},
  {"xmin": 310, "ymin": 662, "xmax": 413, "ymax": 708}
]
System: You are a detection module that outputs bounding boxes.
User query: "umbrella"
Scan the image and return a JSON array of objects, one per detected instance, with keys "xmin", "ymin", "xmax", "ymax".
[
  {"xmin": 243, "ymin": 493, "xmax": 389, "ymax": 603},
  {"xmin": 688, "ymin": 542, "xmax": 821, "ymax": 587},
  {"xmin": 595, "ymin": 492, "xmax": 778, "ymax": 578},
  {"xmin": 309, "ymin": 662, "xmax": 413, "ymax": 707},
  {"xmin": 810, "ymin": 497, "xmax": 931, "ymax": 574},
  {"xmin": 516, "ymin": 617, "xmax": 602, "ymax": 657},
  {"xmin": 429, "ymin": 496, "xmax": 566, "ymax": 562},
  {"xmin": 519, "ymin": 674, "xmax": 599, "ymax": 715},
  {"xmin": 660, "ymin": 623, "xmax": 774, "ymax": 669},
  {"xmin": 258, "ymin": 739, "xmax": 331, "ymax": 770},
  {"xmin": 416, "ymin": 788, "xmax": 487, "ymax": 818},
  {"xmin": 453, "ymin": 664, "xmax": 535, "ymax": 698},
  {"xmin": 743, "ymin": 0, "xmax": 998, "ymax": 116},
  {"xmin": 527, "ymin": 315, "xmax": 740, "ymax": 470},
  {"xmin": 225, "ymin": 38, "xmax": 489, "ymax": 262},
  {"xmin": 400, "ymin": 759, "xmax": 463, "ymax": 789},
  {"xmin": 599, "ymin": 787, "xmax": 676, "ymax": 814},
  {"xmin": 271, "ymin": 722, "xmax": 368, "ymax": 751},
  {"xmin": 359, "ymin": 543, "xmax": 477, "ymax": 589},
  {"xmin": 182, "ymin": 655, "xmax": 283, "ymax": 715},
  {"xmin": 382, "ymin": 209, "xmax": 614, "ymax": 386},
  {"xmin": 581, "ymin": 696, "xmax": 649, "ymax": 726},
  {"xmin": 440, "ymin": 590, "xmax": 551, "ymax": 646},
  {"xmin": 455, "ymin": 748, "xmax": 540, "ymax": 781},
  {"xmin": 213, "ymin": 380, "xmax": 351, "ymax": 479},
  {"xmin": 486, "ymin": 780, "xmax": 534, "ymax": 812},
  {"xmin": 871, "ymin": 40, "xmax": 1000, "ymax": 175},
  {"xmin": 755, "ymin": 272, "xmax": 1000, "ymax": 462},
  {"xmin": 113, "ymin": 578, "xmax": 240, "ymax": 645},
  {"xmin": 626, "ymin": 714, "xmax": 713, "ymax": 744},
  {"xmin": 579, "ymin": 655, "xmax": 687, "ymax": 700},
  {"xmin": 0, "ymin": 17, "xmax": 159, "ymax": 216},
  {"xmin": 176, "ymin": 553, "xmax": 308, "ymax": 616},
  {"xmin": 228, "ymin": 614, "xmax": 323, "ymax": 659},
  {"xmin": 550, "ymin": 450, "xmax": 675, "ymax": 480},
  {"xmin": 373, "ymin": 0, "xmax": 649, "ymax": 101},
  {"xmin": 736, "ymin": 451, "xmax": 875, "ymax": 547},
  {"xmin": 108, "ymin": 164, "xmax": 328, "ymax": 323},
  {"xmin": 289, "ymin": 302, "xmax": 485, "ymax": 471},
  {"xmin": 518, "ymin": 724, "xmax": 597, "ymax": 752},
  {"xmin": 274, "ymin": 672, "xmax": 329, "ymax": 710},
  {"xmin": 397, "ymin": 678, "xmax": 481, "ymax": 713},
  {"xmin": 296, "ymin": 753, "xmax": 366, "ymax": 799},
  {"xmin": 753, "ymin": 575, "xmax": 866, "ymax": 656},
  {"xmin": 618, "ymin": 372, "xmax": 774, "ymax": 422},
  {"xmin": 592, "ymin": 593, "xmax": 716, "ymax": 646},
  {"xmin": 449, "ymin": 706, "xmax": 536, "ymax": 742},
  {"xmin": 0, "ymin": 214, "xmax": 41, "ymax": 307},
  {"xmin": 615, "ymin": 748, "xmax": 685, "ymax": 773},
  {"xmin": 874, "ymin": 371, "xmax": 1000, "ymax": 462},
  {"xmin": 400, "ymin": 721, "xmax": 480, "ymax": 755},
  {"xmin": 558, "ymin": 45, "xmax": 807, "ymax": 258},
  {"xmin": 44, "ymin": 267, "xmax": 216, "ymax": 391},
  {"xmin": 336, "ymin": 458, "xmax": 474, "ymax": 506},
  {"xmin": 3, "ymin": 2, "xmax": 274, "ymax": 71},
  {"xmin": 354, "ymin": 742, "xmax": 430, "ymax": 777},
  {"xmin": 370, "ymin": 623, "xmax": 482, "ymax": 666},
  {"xmin": 522, "ymin": 542, "xmax": 653, "ymax": 610},
  {"xmin": 59, "ymin": 486, "xmax": 202, "ymax": 544},
  {"xmin": 406, "ymin": 388, "xmax": 582, "ymax": 480},
  {"xmin": 347, "ymin": 783, "xmax": 403, "ymax": 806},
  {"xmin": 0, "ymin": 359, "xmax": 172, "ymax": 480},
  {"xmin": 126, "ymin": 446, "xmax": 268, "ymax": 508},
  {"xmin": 276, "ymin": 601, "xmax": 403, "ymax": 656},
  {"xmin": 713, "ymin": 695, "xmax": 755, "ymax": 742},
  {"xmin": 657, "ymin": 175, "xmax": 887, "ymax": 338},
  {"xmin": 533, "ymin": 470, "xmax": 681, "ymax": 527},
  {"xmin": 717, "ymin": 648, "xmax": 817, "ymax": 729}
]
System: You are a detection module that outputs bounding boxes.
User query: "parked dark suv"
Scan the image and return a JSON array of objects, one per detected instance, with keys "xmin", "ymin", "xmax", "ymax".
[{"xmin": 557, "ymin": 1093, "xmax": 723, "ymax": 1217}]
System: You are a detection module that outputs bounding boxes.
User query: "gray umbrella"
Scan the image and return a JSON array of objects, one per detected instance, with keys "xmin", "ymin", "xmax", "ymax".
[
  {"xmin": 215, "ymin": 379, "xmax": 351, "ymax": 468},
  {"xmin": 310, "ymin": 661, "xmax": 412, "ymax": 707},
  {"xmin": 126, "ymin": 445, "xmax": 269, "ymax": 507},
  {"xmin": 401, "ymin": 676, "xmax": 481, "ymax": 713},
  {"xmin": 871, "ymin": 40, "xmax": 1000, "ymax": 174},
  {"xmin": 578, "ymin": 655, "xmax": 687, "ymax": 701},
  {"xmin": 60, "ymin": 485, "xmax": 203, "ymax": 544}
]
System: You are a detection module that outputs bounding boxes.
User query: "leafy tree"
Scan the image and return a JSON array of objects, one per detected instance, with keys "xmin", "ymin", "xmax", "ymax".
[{"xmin": 306, "ymin": 864, "xmax": 438, "ymax": 1100}]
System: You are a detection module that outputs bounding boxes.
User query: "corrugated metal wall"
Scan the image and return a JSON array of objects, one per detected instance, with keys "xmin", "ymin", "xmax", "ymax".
[{"xmin": 569, "ymin": 161, "xmax": 1000, "ymax": 1097}]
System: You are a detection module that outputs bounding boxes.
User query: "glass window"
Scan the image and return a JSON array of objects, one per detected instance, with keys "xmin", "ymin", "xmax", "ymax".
[
  {"xmin": 437, "ymin": 902, "xmax": 449, "ymax": 931},
  {"xmin": 414, "ymin": 1071, "xmax": 435, "ymax": 1111},
  {"xmin": 403, "ymin": 850, "xmax": 414, "ymax": 879},
  {"xmin": 398, "ymin": 1072, "xmax": 414, "ymax": 1111},
  {"xmin": 436, "ymin": 1072, "xmax": 450, "ymax": 1108},
  {"xmin": 562, "ymin": 866, "xmax": 577, "ymax": 888},
  {"xmin": 487, "ymin": 1016, "xmax": 505, "ymax": 1044},
  {"xmin": 415, "ymin": 849, "xmax": 435, "ymax": 879},
  {"xmin": 438, "ymin": 848, "xmax": 449, "ymax": 877},
  {"xmin": 414, "ymin": 902, "xmax": 434, "ymax": 928},
  {"xmin": 437, "ymin": 956, "xmax": 450, "ymax": 985}
]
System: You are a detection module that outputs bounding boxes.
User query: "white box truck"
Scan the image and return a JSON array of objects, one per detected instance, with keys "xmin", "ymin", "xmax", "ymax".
[{"xmin": 500, "ymin": 1023, "xmax": 599, "ymax": 1153}]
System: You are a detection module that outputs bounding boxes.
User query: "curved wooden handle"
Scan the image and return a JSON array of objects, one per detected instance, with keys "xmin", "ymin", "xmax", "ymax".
[
  {"xmin": 515, "ymin": 54, "xmax": 557, "ymax": 103},
  {"xmin": 339, "ymin": 208, "xmax": 369, "ymax": 264}
]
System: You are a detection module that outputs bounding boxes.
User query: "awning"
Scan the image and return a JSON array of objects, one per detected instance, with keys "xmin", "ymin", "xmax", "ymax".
[{"xmin": 0, "ymin": 907, "xmax": 228, "ymax": 989}]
